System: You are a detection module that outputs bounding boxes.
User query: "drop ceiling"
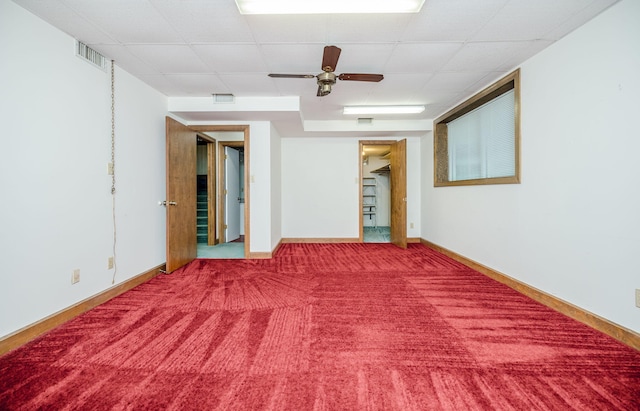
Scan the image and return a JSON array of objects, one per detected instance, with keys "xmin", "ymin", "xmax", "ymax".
[{"xmin": 12, "ymin": 0, "xmax": 618, "ymax": 137}]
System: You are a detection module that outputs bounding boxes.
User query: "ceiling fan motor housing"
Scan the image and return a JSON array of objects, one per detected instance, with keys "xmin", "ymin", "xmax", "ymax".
[{"xmin": 317, "ymin": 71, "xmax": 336, "ymax": 96}]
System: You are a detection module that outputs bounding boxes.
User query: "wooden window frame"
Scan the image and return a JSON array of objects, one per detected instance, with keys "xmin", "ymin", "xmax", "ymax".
[{"xmin": 434, "ymin": 69, "xmax": 521, "ymax": 187}]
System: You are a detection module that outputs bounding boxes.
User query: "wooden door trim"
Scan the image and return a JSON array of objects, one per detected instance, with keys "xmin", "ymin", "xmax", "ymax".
[{"xmin": 359, "ymin": 140, "xmax": 398, "ymax": 242}]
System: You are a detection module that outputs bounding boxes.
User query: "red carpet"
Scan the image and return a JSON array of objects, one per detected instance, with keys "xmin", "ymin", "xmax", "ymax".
[{"xmin": 1, "ymin": 243, "xmax": 639, "ymax": 410}]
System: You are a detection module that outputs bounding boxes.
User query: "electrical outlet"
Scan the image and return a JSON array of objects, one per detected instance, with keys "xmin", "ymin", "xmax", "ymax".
[
  {"xmin": 636, "ymin": 289, "xmax": 640, "ymax": 308},
  {"xmin": 108, "ymin": 257, "xmax": 114, "ymax": 270},
  {"xmin": 72, "ymin": 269, "xmax": 80, "ymax": 284},
  {"xmin": 107, "ymin": 162, "xmax": 114, "ymax": 175},
  {"xmin": 410, "ymin": 222, "xmax": 414, "ymax": 229}
]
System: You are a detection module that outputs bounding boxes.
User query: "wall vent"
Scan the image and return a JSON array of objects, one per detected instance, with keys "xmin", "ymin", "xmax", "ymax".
[
  {"xmin": 212, "ymin": 93, "xmax": 235, "ymax": 103},
  {"xmin": 75, "ymin": 40, "xmax": 107, "ymax": 71}
]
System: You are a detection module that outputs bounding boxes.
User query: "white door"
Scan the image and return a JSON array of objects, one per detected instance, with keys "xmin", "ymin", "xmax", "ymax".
[{"xmin": 225, "ymin": 146, "xmax": 241, "ymax": 242}]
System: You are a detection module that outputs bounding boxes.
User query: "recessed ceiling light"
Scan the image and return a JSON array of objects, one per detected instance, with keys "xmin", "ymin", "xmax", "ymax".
[
  {"xmin": 343, "ymin": 105, "xmax": 426, "ymax": 115},
  {"xmin": 235, "ymin": 0, "xmax": 425, "ymax": 15}
]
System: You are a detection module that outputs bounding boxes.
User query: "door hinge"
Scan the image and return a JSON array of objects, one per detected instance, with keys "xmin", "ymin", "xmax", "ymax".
[
  {"xmin": 224, "ymin": 189, "xmax": 228, "ymax": 195},
  {"xmin": 224, "ymin": 224, "xmax": 228, "ymax": 229}
]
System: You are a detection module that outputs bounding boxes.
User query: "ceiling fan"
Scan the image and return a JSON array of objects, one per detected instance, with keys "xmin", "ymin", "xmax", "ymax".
[{"xmin": 268, "ymin": 45, "xmax": 384, "ymax": 97}]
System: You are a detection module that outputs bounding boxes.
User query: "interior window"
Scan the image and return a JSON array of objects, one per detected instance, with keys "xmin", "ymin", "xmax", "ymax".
[{"xmin": 434, "ymin": 69, "xmax": 520, "ymax": 187}]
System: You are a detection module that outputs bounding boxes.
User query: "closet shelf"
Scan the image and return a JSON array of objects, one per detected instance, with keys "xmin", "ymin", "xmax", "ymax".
[{"xmin": 371, "ymin": 164, "xmax": 390, "ymax": 174}]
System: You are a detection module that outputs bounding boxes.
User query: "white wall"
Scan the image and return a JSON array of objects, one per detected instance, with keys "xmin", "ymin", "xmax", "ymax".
[
  {"xmin": 281, "ymin": 137, "xmax": 421, "ymax": 239},
  {"xmin": 422, "ymin": 0, "xmax": 640, "ymax": 333},
  {"xmin": 246, "ymin": 122, "xmax": 273, "ymax": 253},
  {"xmin": 0, "ymin": 1, "xmax": 168, "ymax": 338}
]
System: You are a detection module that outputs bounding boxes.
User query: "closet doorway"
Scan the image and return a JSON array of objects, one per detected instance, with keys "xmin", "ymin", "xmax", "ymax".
[{"xmin": 359, "ymin": 140, "xmax": 407, "ymax": 248}]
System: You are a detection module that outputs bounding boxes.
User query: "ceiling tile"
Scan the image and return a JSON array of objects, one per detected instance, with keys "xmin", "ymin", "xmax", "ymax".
[
  {"xmin": 13, "ymin": 0, "xmax": 117, "ymax": 44},
  {"xmin": 125, "ymin": 45, "xmax": 209, "ymax": 73},
  {"xmin": 423, "ymin": 71, "xmax": 496, "ymax": 91},
  {"xmin": 366, "ymin": 73, "xmax": 434, "ymax": 103},
  {"xmin": 245, "ymin": 15, "xmax": 329, "ymax": 44},
  {"xmin": 326, "ymin": 14, "xmax": 413, "ymax": 43},
  {"xmin": 217, "ymin": 74, "xmax": 278, "ymax": 97},
  {"xmin": 441, "ymin": 41, "xmax": 524, "ymax": 71},
  {"xmin": 402, "ymin": 0, "xmax": 509, "ymax": 41},
  {"xmin": 150, "ymin": 0, "xmax": 255, "ymax": 43},
  {"xmin": 471, "ymin": 0, "xmax": 601, "ymax": 41},
  {"xmin": 260, "ymin": 44, "xmax": 328, "ymax": 73},
  {"xmin": 384, "ymin": 43, "xmax": 464, "ymax": 73},
  {"xmin": 93, "ymin": 44, "xmax": 159, "ymax": 75},
  {"xmin": 331, "ymin": 44, "xmax": 396, "ymax": 74},
  {"xmin": 63, "ymin": 0, "xmax": 182, "ymax": 43},
  {"xmin": 193, "ymin": 44, "xmax": 268, "ymax": 73},
  {"xmin": 163, "ymin": 74, "xmax": 229, "ymax": 96}
]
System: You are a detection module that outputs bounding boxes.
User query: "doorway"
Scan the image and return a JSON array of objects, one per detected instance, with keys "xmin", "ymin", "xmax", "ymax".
[
  {"xmin": 190, "ymin": 126, "xmax": 250, "ymax": 260},
  {"xmin": 361, "ymin": 144, "xmax": 391, "ymax": 242},
  {"xmin": 359, "ymin": 139, "xmax": 407, "ymax": 248}
]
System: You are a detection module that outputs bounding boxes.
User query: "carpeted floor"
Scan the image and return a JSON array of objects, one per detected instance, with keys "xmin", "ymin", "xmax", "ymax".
[{"xmin": 1, "ymin": 243, "xmax": 638, "ymax": 410}]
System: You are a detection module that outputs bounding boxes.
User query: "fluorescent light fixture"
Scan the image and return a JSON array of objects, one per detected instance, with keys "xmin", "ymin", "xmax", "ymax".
[
  {"xmin": 235, "ymin": 0, "xmax": 425, "ymax": 14},
  {"xmin": 344, "ymin": 105, "xmax": 425, "ymax": 115}
]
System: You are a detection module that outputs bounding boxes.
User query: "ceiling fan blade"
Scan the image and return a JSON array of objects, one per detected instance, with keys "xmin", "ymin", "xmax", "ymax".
[
  {"xmin": 268, "ymin": 73, "xmax": 316, "ymax": 79},
  {"xmin": 321, "ymin": 46, "xmax": 341, "ymax": 72},
  {"xmin": 338, "ymin": 73, "xmax": 384, "ymax": 82}
]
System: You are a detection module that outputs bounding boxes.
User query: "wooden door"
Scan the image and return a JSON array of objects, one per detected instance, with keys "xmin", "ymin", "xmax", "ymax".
[
  {"xmin": 165, "ymin": 117, "xmax": 197, "ymax": 273},
  {"xmin": 390, "ymin": 139, "xmax": 407, "ymax": 249}
]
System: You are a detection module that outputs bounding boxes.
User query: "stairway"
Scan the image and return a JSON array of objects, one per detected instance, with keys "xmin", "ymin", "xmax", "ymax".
[{"xmin": 197, "ymin": 176, "xmax": 208, "ymax": 244}]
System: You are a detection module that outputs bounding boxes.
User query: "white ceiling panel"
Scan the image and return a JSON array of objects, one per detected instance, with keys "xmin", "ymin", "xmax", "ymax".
[
  {"xmin": 62, "ymin": 0, "xmax": 183, "ymax": 44},
  {"xmin": 150, "ymin": 0, "xmax": 255, "ymax": 43},
  {"xmin": 385, "ymin": 43, "xmax": 464, "ymax": 73},
  {"xmin": 471, "ymin": 0, "xmax": 597, "ymax": 41},
  {"xmin": 163, "ymin": 74, "xmax": 229, "ymax": 96},
  {"xmin": 441, "ymin": 41, "xmax": 525, "ymax": 71},
  {"xmin": 402, "ymin": 0, "xmax": 508, "ymax": 42},
  {"xmin": 193, "ymin": 44, "xmax": 268, "ymax": 73},
  {"xmin": 9, "ymin": 0, "xmax": 620, "ymax": 136},
  {"xmin": 330, "ymin": 44, "xmax": 396, "ymax": 74},
  {"xmin": 93, "ymin": 44, "xmax": 159, "ymax": 75},
  {"xmin": 260, "ymin": 44, "xmax": 329, "ymax": 73},
  {"xmin": 245, "ymin": 15, "xmax": 330, "ymax": 44},
  {"xmin": 366, "ymin": 73, "xmax": 434, "ymax": 103},
  {"xmin": 423, "ymin": 71, "xmax": 497, "ymax": 91},
  {"xmin": 217, "ymin": 74, "xmax": 278, "ymax": 96},
  {"xmin": 326, "ymin": 14, "xmax": 413, "ymax": 43},
  {"xmin": 126, "ymin": 45, "xmax": 209, "ymax": 73},
  {"xmin": 13, "ymin": 0, "xmax": 117, "ymax": 44}
]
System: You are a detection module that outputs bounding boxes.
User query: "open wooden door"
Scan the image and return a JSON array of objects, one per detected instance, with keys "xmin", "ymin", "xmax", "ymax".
[
  {"xmin": 165, "ymin": 117, "xmax": 197, "ymax": 273},
  {"xmin": 390, "ymin": 139, "xmax": 407, "ymax": 249}
]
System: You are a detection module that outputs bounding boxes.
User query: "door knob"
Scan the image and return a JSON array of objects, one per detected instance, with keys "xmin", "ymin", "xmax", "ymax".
[{"xmin": 159, "ymin": 200, "xmax": 178, "ymax": 206}]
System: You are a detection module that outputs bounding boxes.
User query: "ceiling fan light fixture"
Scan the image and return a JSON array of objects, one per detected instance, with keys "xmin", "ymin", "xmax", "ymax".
[
  {"xmin": 235, "ymin": 0, "xmax": 425, "ymax": 14},
  {"xmin": 343, "ymin": 105, "xmax": 425, "ymax": 115},
  {"xmin": 318, "ymin": 83, "xmax": 332, "ymax": 96}
]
